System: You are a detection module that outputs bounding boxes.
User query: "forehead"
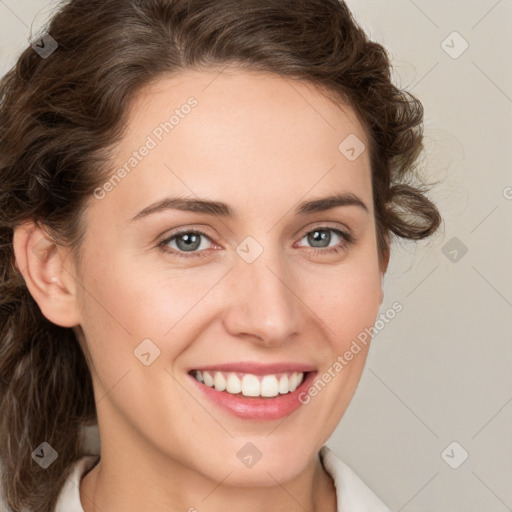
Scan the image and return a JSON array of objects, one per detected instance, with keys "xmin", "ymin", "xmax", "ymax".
[{"xmin": 91, "ymin": 67, "xmax": 373, "ymax": 224}]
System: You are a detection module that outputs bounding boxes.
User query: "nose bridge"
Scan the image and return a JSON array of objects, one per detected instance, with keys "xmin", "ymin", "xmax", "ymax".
[{"xmin": 225, "ymin": 239, "xmax": 300, "ymax": 344}]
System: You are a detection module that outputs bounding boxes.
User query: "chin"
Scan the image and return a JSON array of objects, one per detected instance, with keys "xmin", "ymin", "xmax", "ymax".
[{"xmin": 219, "ymin": 447, "xmax": 315, "ymax": 487}]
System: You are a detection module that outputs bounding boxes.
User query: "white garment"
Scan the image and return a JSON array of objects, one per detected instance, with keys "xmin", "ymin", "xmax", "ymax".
[{"xmin": 54, "ymin": 445, "xmax": 390, "ymax": 511}]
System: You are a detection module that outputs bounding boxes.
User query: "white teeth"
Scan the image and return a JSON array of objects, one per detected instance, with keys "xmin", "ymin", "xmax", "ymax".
[
  {"xmin": 194, "ymin": 370, "xmax": 305, "ymax": 397},
  {"xmin": 260, "ymin": 375, "xmax": 279, "ymax": 397},
  {"xmin": 213, "ymin": 372, "xmax": 226, "ymax": 391},
  {"xmin": 241, "ymin": 374, "xmax": 260, "ymax": 397},
  {"xmin": 226, "ymin": 373, "xmax": 242, "ymax": 394},
  {"xmin": 202, "ymin": 371, "xmax": 214, "ymax": 387},
  {"xmin": 278, "ymin": 374, "xmax": 290, "ymax": 394},
  {"xmin": 289, "ymin": 372, "xmax": 302, "ymax": 392}
]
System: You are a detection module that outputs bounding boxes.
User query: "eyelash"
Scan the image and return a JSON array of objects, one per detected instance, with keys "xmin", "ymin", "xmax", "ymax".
[{"xmin": 157, "ymin": 226, "xmax": 355, "ymax": 259}]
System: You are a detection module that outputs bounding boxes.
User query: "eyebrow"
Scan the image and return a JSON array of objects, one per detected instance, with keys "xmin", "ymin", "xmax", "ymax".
[{"xmin": 129, "ymin": 192, "xmax": 369, "ymax": 223}]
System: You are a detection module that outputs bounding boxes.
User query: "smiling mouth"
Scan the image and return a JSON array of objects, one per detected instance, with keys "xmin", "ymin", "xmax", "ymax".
[{"xmin": 189, "ymin": 370, "xmax": 308, "ymax": 398}]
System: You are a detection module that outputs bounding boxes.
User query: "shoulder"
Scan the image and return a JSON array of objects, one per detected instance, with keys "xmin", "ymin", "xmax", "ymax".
[
  {"xmin": 54, "ymin": 455, "xmax": 100, "ymax": 512},
  {"xmin": 319, "ymin": 445, "xmax": 391, "ymax": 512}
]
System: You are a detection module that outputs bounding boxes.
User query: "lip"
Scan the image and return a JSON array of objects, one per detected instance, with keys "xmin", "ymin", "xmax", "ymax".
[
  {"xmin": 190, "ymin": 361, "xmax": 317, "ymax": 375},
  {"xmin": 188, "ymin": 367, "xmax": 318, "ymax": 421}
]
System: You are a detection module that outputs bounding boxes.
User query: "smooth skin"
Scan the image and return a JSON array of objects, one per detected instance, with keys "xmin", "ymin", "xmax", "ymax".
[{"xmin": 13, "ymin": 66, "xmax": 389, "ymax": 512}]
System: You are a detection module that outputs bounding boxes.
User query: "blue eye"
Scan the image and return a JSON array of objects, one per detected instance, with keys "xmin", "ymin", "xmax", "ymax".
[
  {"xmin": 158, "ymin": 229, "xmax": 214, "ymax": 258},
  {"xmin": 297, "ymin": 228, "xmax": 353, "ymax": 253},
  {"xmin": 158, "ymin": 226, "xmax": 354, "ymax": 259}
]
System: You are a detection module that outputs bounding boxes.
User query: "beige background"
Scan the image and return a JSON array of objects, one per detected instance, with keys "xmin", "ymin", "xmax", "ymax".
[{"xmin": 1, "ymin": 1, "xmax": 511, "ymax": 510}]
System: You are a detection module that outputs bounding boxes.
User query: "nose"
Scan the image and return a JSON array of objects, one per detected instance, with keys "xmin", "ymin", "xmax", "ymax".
[{"xmin": 222, "ymin": 247, "xmax": 301, "ymax": 348}]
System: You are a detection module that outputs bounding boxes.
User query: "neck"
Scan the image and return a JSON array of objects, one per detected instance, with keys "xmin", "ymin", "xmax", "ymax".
[{"xmin": 80, "ymin": 449, "xmax": 337, "ymax": 512}]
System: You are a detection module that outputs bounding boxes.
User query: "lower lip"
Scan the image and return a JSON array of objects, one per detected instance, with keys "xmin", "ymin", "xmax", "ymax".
[{"xmin": 189, "ymin": 371, "xmax": 317, "ymax": 421}]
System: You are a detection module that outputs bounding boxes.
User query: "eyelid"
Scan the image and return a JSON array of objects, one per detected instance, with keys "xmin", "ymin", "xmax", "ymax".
[
  {"xmin": 157, "ymin": 225, "xmax": 216, "ymax": 244},
  {"xmin": 157, "ymin": 227, "xmax": 217, "ymax": 250}
]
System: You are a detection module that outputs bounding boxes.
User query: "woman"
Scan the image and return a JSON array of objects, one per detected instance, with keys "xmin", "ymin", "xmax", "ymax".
[{"xmin": 0, "ymin": 0, "xmax": 442, "ymax": 510}]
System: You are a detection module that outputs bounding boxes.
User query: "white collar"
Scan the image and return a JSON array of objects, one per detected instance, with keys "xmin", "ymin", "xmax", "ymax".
[
  {"xmin": 319, "ymin": 445, "xmax": 390, "ymax": 511},
  {"xmin": 54, "ymin": 454, "xmax": 99, "ymax": 512}
]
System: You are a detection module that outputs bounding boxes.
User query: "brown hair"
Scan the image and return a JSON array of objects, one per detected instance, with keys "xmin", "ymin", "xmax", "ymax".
[{"xmin": 0, "ymin": 0, "xmax": 442, "ymax": 509}]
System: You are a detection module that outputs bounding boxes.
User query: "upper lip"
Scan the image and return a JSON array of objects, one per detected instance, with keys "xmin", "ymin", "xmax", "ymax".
[{"xmin": 190, "ymin": 362, "xmax": 317, "ymax": 375}]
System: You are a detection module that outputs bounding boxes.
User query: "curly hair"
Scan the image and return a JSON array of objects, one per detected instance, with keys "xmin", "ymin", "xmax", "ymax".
[{"xmin": 0, "ymin": 0, "xmax": 442, "ymax": 509}]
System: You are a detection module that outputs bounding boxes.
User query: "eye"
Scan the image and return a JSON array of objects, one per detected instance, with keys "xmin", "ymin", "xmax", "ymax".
[
  {"xmin": 296, "ymin": 227, "xmax": 354, "ymax": 256},
  {"xmin": 158, "ymin": 229, "xmax": 214, "ymax": 258}
]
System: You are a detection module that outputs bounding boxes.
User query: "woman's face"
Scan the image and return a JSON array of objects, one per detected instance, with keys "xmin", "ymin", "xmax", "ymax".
[{"xmin": 69, "ymin": 67, "xmax": 387, "ymax": 485}]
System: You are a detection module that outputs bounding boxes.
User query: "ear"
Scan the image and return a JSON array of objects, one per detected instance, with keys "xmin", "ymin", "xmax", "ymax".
[
  {"xmin": 379, "ymin": 232, "xmax": 391, "ymax": 305},
  {"xmin": 12, "ymin": 221, "xmax": 81, "ymax": 328}
]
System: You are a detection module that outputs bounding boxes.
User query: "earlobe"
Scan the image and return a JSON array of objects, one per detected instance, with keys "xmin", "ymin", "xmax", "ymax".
[{"xmin": 12, "ymin": 221, "xmax": 81, "ymax": 328}]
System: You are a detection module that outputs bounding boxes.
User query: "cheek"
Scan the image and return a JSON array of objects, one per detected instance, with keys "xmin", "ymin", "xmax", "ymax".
[
  {"xmin": 298, "ymin": 269, "xmax": 380, "ymax": 428},
  {"xmin": 75, "ymin": 247, "xmax": 220, "ymax": 377},
  {"xmin": 301, "ymin": 260, "xmax": 382, "ymax": 404},
  {"xmin": 308, "ymin": 263, "xmax": 382, "ymax": 342}
]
